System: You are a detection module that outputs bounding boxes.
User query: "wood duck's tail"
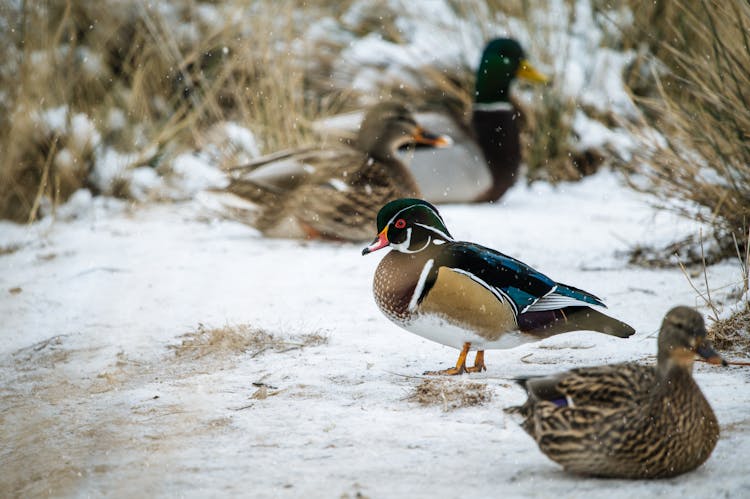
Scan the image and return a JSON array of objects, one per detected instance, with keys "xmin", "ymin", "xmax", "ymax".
[{"xmin": 518, "ymin": 306, "xmax": 635, "ymax": 339}]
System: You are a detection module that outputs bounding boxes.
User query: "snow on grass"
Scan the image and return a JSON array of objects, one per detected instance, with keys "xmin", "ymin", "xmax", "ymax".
[{"xmin": 1, "ymin": 171, "xmax": 749, "ymax": 497}]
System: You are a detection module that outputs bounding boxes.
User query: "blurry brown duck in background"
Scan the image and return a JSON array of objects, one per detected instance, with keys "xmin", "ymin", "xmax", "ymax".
[
  {"xmin": 507, "ymin": 306, "xmax": 726, "ymax": 479},
  {"xmin": 211, "ymin": 101, "xmax": 451, "ymax": 241},
  {"xmin": 315, "ymin": 38, "xmax": 548, "ymax": 203}
]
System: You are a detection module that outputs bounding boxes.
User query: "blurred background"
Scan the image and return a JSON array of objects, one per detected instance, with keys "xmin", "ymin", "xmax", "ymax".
[{"xmin": 1, "ymin": 0, "xmax": 747, "ymax": 260}]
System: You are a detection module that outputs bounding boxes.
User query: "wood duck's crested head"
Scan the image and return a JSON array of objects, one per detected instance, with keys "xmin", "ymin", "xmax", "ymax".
[
  {"xmin": 362, "ymin": 198, "xmax": 453, "ymax": 255},
  {"xmin": 657, "ymin": 306, "xmax": 726, "ymax": 374},
  {"xmin": 356, "ymin": 101, "xmax": 452, "ymax": 160},
  {"xmin": 475, "ymin": 38, "xmax": 548, "ymax": 104}
]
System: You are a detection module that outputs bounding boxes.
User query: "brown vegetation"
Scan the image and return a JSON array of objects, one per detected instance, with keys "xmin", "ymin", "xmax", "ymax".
[
  {"xmin": 624, "ymin": 0, "xmax": 750, "ymax": 257},
  {"xmin": 0, "ymin": 1, "xmax": 336, "ymax": 222},
  {"xmin": 408, "ymin": 378, "xmax": 492, "ymax": 411},
  {"xmin": 708, "ymin": 306, "xmax": 750, "ymax": 354},
  {"xmin": 170, "ymin": 323, "xmax": 327, "ymax": 360}
]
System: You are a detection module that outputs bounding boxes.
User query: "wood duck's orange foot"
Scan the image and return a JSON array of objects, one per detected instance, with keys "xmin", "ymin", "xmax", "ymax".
[
  {"xmin": 424, "ymin": 342, "xmax": 473, "ymax": 376},
  {"xmin": 423, "ymin": 366, "xmax": 467, "ymax": 376},
  {"xmin": 465, "ymin": 350, "xmax": 486, "ymax": 373}
]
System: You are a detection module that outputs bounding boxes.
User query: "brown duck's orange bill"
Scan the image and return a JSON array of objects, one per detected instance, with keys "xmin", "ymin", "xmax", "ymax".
[
  {"xmin": 362, "ymin": 226, "xmax": 390, "ymax": 255},
  {"xmin": 516, "ymin": 59, "xmax": 549, "ymax": 84},
  {"xmin": 696, "ymin": 342, "xmax": 727, "ymax": 366},
  {"xmin": 413, "ymin": 128, "xmax": 453, "ymax": 148}
]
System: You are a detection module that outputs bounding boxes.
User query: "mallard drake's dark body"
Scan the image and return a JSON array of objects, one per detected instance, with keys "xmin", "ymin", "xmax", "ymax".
[
  {"xmin": 362, "ymin": 199, "xmax": 634, "ymax": 375},
  {"xmin": 410, "ymin": 38, "xmax": 548, "ymax": 203},
  {"xmin": 507, "ymin": 306, "xmax": 725, "ymax": 479},
  {"xmin": 216, "ymin": 102, "xmax": 451, "ymax": 241}
]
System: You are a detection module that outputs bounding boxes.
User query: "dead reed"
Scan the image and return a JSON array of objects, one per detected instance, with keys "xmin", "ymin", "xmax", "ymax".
[
  {"xmin": 625, "ymin": 0, "xmax": 750, "ymax": 258},
  {"xmin": 0, "ymin": 1, "xmax": 334, "ymax": 222}
]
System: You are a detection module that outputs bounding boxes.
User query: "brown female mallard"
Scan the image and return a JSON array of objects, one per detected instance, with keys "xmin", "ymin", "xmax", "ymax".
[
  {"xmin": 507, "ymin": 306, "xmax": 726, "ymax": 478},
  {"xmin": 217, "ymin": 101, "xmax": 451, "ymax": 241}
]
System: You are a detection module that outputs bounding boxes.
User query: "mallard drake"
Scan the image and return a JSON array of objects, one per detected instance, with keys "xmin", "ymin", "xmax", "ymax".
[
  {"xmin": 361, "ymin": 199, "xmax": 634, "ymax": 375},
  {"xmin": 315, "ymin": 38, "xmax": 548, "ymax": 203},
  {"xmin": 507, "ymin": 306, "xmax": 726, "ymax": 479},
  {"xmin": 215, "ymin": 102, "xmax": 451, "ymax": 241}
]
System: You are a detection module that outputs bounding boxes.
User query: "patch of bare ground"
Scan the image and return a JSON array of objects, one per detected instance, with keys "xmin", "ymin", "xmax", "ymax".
[
  {"xmin": 169, "ymin": 323, "xmax": 328, "ymax": 360},
  {"xmin": 408, "ymin": 378, "xmax": 492, "ymax": 411},
  {"xmin": 0, "ymin": 323, "xmax": 328, "ymax": 496}
]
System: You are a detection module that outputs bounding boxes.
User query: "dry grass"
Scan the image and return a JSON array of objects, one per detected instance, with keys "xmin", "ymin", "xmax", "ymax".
[
  {"xmin": 408, "ymin": 378, "xmax": 492, "ymax": 411},
  {"xmin": 0, "ymin": 1, "xmax": 337, "ymax": 222},
  {"xmin": 624, "ymin": 1, "xmax": 750, "ymax": 257},
  {"xmin": 170, "ymin": 323, "xmax": 327, "ymax": 360},
  {"xmin": 708, "ymin": 306, "xmax": 750, "ymax": 353}
]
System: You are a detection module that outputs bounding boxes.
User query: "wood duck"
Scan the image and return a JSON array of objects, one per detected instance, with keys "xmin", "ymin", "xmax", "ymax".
[
  {"xmin": 507, "ymin": 306, "xmax": 725, "ymax": 478},
  {"xmin": 362, "ymin": 199, "xmax": 634, "ymax": 375},
  {"xmin": 314, "ymin": 38, "xmax": 548, "ymax": 203},
  {"xmin": 216, "ymin": 102, "xmax": 451, "ymax": 241}
]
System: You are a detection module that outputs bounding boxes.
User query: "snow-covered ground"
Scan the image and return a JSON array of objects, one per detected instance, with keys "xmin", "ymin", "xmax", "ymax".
[{"xmin": 2, "ymin": 172, "xmax": 749, "ymax": 497}]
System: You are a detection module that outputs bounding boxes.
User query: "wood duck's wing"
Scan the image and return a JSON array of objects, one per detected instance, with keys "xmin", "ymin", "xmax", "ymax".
[{"xmin": 418, "ymin": 243, "xmax": 603, "ymax": 316}]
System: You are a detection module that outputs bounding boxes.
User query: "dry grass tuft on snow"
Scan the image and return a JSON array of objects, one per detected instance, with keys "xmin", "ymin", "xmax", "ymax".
[
  {"xmin": 408, "ymin": 378, "xmax": 492, "ymax": 411},
  {"xmin": 626, "ymin": 1, "xmax": 750, "ymax": 258},
  {"xmin": 709, "ymin": 307, "xmax": 750, "ymax": 354},
  {"xmin": 170, "ymin": 323, "xmax": 327, "ymax": 360}
]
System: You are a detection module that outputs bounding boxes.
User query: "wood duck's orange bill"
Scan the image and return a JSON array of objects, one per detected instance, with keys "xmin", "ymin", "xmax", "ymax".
[
  {"xmin": 362, "ymin": 226, "xmax": 389, "ymax": 255},
  {"xmin": 696, "ymin": 341, "xmax": 727, "ymax": 366},
  {"xmin": 412, "ymin": 128, "xmax": 453, "ymax": 148},
  {"xmin": 516, "ymin": 59, "xmax": 549, "ymax": 84}
]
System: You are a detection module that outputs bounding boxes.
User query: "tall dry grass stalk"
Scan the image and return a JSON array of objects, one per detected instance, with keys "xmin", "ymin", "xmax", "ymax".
[
  {"xmin": 626, "ymin": 0, "xmax": 750, "ymax": 254},
  {"xmin": 0, "ymin": 0, "xmax": 334, "ymax": 222}
]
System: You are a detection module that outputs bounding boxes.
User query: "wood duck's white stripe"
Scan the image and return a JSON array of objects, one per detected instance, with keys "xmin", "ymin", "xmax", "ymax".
[
  {"xmin": 390, "ymin": 228, "xmax": 432, "ymax": 254},
  {"xmin": 414, "ymin": 222, "xmax": 454, "ymax": 242},
  {"xmin": 521, "ymin": 284, "xmax": 558, "ymax": 313},
  {"xmin": 473, "ymin": 101, "xmax": 515, "ymax": 112},
  {"xmin": 409, "ymin": 258, "xmax": 434, "ymax": 312},
  {"xmin": 386, "ymin": 204, "xmax": 448, "ymax": 231},
  {"xmin": 449, "ymin": 267, "xmax": 519, "ymax": 319},
  {"xmin": 525, "ymin": 292, "xmax": 598, "ymax": 312}
]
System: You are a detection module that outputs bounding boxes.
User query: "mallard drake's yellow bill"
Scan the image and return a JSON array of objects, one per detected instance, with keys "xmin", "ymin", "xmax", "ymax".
[
  {"xmin": 362, "ymin": 226, "xmax": 389, "ymax": 255},
  {"xmin": 516, "ymin": 59, "xmax": 549, "ymax": 84},
  {"xmin": 412, "ymin": 128, "xmax": 453, "ymax": 148}
]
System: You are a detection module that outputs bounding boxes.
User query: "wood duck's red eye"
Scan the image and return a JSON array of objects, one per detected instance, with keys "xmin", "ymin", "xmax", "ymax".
[{"xmin": 394, "ymin": 219, "xmax": 406, "ymax": 229}]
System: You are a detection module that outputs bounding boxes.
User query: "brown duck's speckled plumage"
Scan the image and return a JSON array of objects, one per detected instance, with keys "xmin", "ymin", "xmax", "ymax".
[
  {"xmin": 508, "ymin": 307, "xmax": 722, "ymax": 479},
  {"xmin": 222, "ymin": 102, "xmax": 431, "ymax": 241}
]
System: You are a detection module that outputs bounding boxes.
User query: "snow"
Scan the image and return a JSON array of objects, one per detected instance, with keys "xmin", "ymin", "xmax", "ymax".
[
  {"xmin": 2, "ymin": 0, "xmax": 749, "ymax": 496},
  {"xmin": 2, "ymin": 171, "xmax": 749, "ymax": 497},
  {"xmin": 219, "ymin": 122, "xmax": 261, "ymax": 158},
  {"xmin": 168, "ymin": 152, "xmax": 229, "ymax": 196}
]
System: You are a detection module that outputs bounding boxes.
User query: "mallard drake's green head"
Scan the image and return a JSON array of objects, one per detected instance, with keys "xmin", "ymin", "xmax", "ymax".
[
  {"xmin": 361, "ymin": 198, "xmax": 453, "ymax": 255},
  {"xmin": 356, "ymin": 102, "xmax": 452, "ymax": 160},
  {"xmin": 657, "ymin": 306, "xmax": 726, "ymax": 372},
  {"xmin": 475, "ymin": 38, "xmax": 548, "ymax": 104}
]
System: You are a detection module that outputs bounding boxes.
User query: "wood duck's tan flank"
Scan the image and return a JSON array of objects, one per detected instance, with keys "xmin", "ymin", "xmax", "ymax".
[
  {"xmin": 374, "ymin": 249, "xmax": 517, "ymax": 339},
  {"xmin": 220, "ymin": 102, "xmax": 451, "ymax": 241},
  {"xmin": 508, "ymin": 306, "xmax": 725, "ymax": 479}
]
